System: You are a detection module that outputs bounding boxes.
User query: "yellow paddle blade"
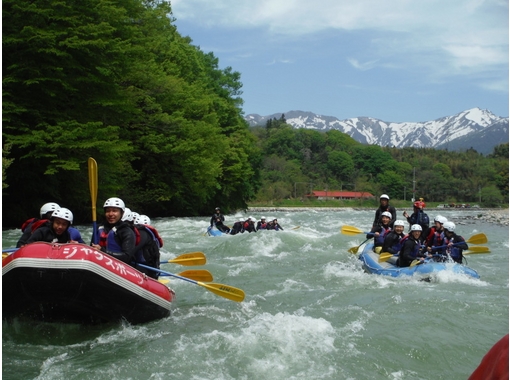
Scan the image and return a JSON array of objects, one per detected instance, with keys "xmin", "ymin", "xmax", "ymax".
[
  {"xmin": 466, "ymin": 233, "xmax": 488, "ymax": 245},
  {"xmin": 177, "ymin": 269, "xmax": 213, "ymax": 282},
  {"xmin": 348, "ymin": 245, "xmax": 360, "ymax": 254},
  {"xmin": 2, "ymin": 252, "xmax": 8, "ymax": 259},
  {"xmin": 159, "ymin": 279, "xmax": 170, "ymax": 284},
  {"xmin": 163, "ymin": 252, "xmax": 206, "ymax": 266},
  {"xmin": 465, "ymin": 246, "xmax": 491, "ymax": 254},
  {"xmin": 378, "ymin": 252, "xmax": 394, "ymax": 262},
  {"xmin": 198, "ymin": 282, "xmax": 245, "ymax": 302},
  {"xmin": 292, "ymin": 226, "xmax": 301, "ymax": 230},
  {"xmin": 340, "ymin": 225, "xmax": 364, "ymax": 235},
  {"xmin": 410, "ymin": 259, "xmax": 422, "ymax": 267}
]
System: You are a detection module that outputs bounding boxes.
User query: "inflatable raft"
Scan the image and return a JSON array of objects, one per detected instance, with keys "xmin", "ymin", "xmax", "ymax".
[
  {"xmin": 2, "ymin": 242, "xmax": 175, "ymax": 324},
  {"xmin": 358, "ymin": 242, "xmax": 480, "ymax": 279}
]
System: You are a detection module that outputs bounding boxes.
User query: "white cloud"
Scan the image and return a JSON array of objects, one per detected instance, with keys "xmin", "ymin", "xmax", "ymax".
[
  {"xmin": 170, "ymin": 0, "xmax": 508, "ymax": 90},
  {"xmin": 348, "ymin": 58, "xmax": 379, "ymax": 71}
]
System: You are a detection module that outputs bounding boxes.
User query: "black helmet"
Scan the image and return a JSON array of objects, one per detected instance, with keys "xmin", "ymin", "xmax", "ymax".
[{"xmin": 215, "ymin": 207, "xmax": 220, "ymax": 211}]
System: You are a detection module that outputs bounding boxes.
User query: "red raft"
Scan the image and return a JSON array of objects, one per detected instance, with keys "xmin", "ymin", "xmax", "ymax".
[{"xmin": 2, "ymin": 242, "xmax": 175, "ymax": 324}]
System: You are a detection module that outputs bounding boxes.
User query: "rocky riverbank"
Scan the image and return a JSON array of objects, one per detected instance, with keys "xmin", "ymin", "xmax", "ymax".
[
  {"xmin": 468, "ymin": 209, "xmax": 509, "ymax": 226},
  {"xmin": 247, "ymin": 207, "xmax": 509, "ymax": 226}
]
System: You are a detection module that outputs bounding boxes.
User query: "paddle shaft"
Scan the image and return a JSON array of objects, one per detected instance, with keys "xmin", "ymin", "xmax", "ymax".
[
  {"xmin": 88, "ymin": 157, "xmax": 98, "ymax": 244},
  {"xmin": 136, "ymin": 263, "xmax": 245, "ymax": 302}
]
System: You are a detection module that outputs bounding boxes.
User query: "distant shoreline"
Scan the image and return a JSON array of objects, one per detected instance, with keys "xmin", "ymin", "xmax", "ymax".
[{"xmin": 246, "ymin": 207, "xmax": 509, "ymax": 226}]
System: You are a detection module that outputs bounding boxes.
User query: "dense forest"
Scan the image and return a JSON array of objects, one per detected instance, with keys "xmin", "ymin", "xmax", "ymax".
[
  {"xmin": 251, "ymin": 116, "xmax": 508, "ymax": 207},
  {"xmin": 3, "ymin": 0, "xmax": 508, "ymax": 228}
]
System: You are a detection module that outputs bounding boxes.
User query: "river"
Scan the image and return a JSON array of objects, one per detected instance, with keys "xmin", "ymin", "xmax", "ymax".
[{"xmin": 2, "ymin": 209, "xmax": 508, "ymax": 379}]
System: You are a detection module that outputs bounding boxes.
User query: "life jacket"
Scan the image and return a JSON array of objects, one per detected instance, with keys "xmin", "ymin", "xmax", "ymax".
[
  {"xmin": 399, "ymin": 234, "xmax": 421, "ymax": 258},
  {"xmin": 443, "ymin": 235, "xmax": 462, "ymax": 261},
  {"xmin": 30, "ymin": 219, "xmax": 50, "ymax": 234},
  {"xmin": 98, "ymin": 225, "xmax": 136, "ymax": 254},
  {"xmin": 21, "ymin": 217, "xmax": 38, "ymax": 232},
  {"xmin": 385, "ymin": 231, "xmax": 404, "ymax": 253},
  {"xmin": 134, "ymin": 225, "xmax": 162, "ymax": 277},
  {"xmin": 375, "ymin": 225, "xmax": 391, "ymax": 246},
  {"xmin": 432, "ymin": 230, "xmax": 445, "ymax": 247}
]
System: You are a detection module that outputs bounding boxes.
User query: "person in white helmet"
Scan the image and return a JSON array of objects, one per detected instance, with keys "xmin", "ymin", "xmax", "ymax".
[
  {"xmin": 372, "ymin": 194, "xmax": 396, "ymax": 230},
  {"xmin": 398, "ymin": 224, "xmax": 430, "ymax": 267},
  {"xmin": 16, "ymin": 202, "xmax": 84, "ymax": 247},
  {"xmin": 440, "ymin": 222, "xmax": 468, "ymax": 264},
  {"xmin": 16, "ymin": 202, "xmax": 60, "ymax": 247},
  {"xmin": 381, "ymin": 219, "xmax": 406, "ymax": 257},
  {"xmin": 368, "ymin": 211, "xmax": 392, "ymax": 253},
  {"xmin": 243, "ymin": 216, "xmax": 257, "ymax": 233},
  {"xmin": 230, "ymin": 218, "xmax": 245, "ymax": 235},
  {"xmin": 25, "ymin": 208, "xmax": 74, "ymax": 245},
  {"xmin": 133, "ymin": 214, "xmax": 163, "ymax": 279},
  {"xmin": 256, "ymin": 216, "xmax": 267, "ymax": 231},
  {"xmin": 425, "ymin": 215, "xmax": 447, "ymax": 249},
  {"xmin": 91, "ymin": 197, "xmax": 137, "ymax": 265}
]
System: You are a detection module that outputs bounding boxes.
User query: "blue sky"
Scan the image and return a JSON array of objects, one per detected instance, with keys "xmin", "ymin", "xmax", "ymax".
[{"xmin": 170, "ymin": 0, "xmax": 508, "ymax": 122}]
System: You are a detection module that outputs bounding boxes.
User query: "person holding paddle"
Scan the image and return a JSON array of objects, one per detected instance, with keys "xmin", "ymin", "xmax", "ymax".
[
  {"xmin": 398, "ymin": 224, "xmax": 429, "ymax": 267},
  {"xmin": 91, "ymin": 197, "xmax": 137, "ymax": 266},
  {"xmin": 368, "ymin": 211, "xmax": 392, "ymax": 253},
  {"xmin": 440, "ymin": 221, "xmax": 468, "ymax": 263},
  {"xmin": 381, "ymin": 220, "xmax": 406, "ymax": 258}
]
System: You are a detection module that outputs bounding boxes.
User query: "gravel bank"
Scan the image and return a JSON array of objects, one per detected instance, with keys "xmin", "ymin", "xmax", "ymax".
[{"xmin": 247, "ymin": 207, "xmax": 509, "ymax": 226}]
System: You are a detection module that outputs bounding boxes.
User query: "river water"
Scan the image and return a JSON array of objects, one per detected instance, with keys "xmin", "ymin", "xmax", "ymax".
[{"xmin": 2, "ymin": 209, "xmax": 508, "ymax": 380}]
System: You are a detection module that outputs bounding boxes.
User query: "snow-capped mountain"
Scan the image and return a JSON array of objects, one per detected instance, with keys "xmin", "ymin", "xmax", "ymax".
[{"xmin": 245, "ymin": 108, "xmax": 508, "ymax": 155}]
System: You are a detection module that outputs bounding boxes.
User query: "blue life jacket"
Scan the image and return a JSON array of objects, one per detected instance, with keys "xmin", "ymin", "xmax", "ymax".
[{"xmin": 375, "ymin": 226, "xmax": 391, "ymax": 246}]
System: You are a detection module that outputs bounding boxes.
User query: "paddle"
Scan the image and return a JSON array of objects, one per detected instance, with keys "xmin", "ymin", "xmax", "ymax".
[
  {"xmin": 160, "ymin": 252, "xmax": 206, "ymax": 266},
  {"xmin": 159, "ymin": 269, "xmax": 214, "ymax": 284},
  {"xmin": 348, "ymin": 237, "xmax": 374, "ymax": 254},
  {"xmin": 378, "ymin": 252, "xmax": 397, "ymax": 262},
  {"xmin": 410, "ymin": 259, "xmax": 423, "ymax": 267},
  {"xmin": 136, "ymin": 263, "xmax": 245, "ymax": 302},
  {"xmin": 291, "ymin": 226, "xmax": 301, "ymax": 230},
  {"xmin": 341, "ymin": 225, "xmax": 371, "ymax": 236},
  {"xmin": 464, "ymin": 246, "xmax": 491, "ymax": 254},
  {"xmin": 164, "ymin": 269, "xmax": 213, "ymax": 282},
  {"xmin": 464, "ymin": 233, "xmax": 488, "ymax": 245},
  {"xmin": 88, "ymin": 157, "xmax": 98, "ymax": 244}
]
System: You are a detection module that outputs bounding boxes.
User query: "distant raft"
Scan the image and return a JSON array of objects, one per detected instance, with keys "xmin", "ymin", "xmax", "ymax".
[
  {"xmin": 357, "ymin": 242, "xmax": 480, "ymax": 280},
  {"xmin": 206, "ymin": 226, "xmax": 226, "ymax": 236}
]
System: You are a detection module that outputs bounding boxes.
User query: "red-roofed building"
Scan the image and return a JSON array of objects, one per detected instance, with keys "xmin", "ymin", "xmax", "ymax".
[{"xmin": 307, "ymin": 191, "xmax": 375, "ymax": 200}]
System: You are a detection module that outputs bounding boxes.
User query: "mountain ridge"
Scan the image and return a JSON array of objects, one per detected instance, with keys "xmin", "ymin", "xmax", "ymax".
[{"xmin": 245, "ymin": 107, "xmax": 509, "ymax": 155}]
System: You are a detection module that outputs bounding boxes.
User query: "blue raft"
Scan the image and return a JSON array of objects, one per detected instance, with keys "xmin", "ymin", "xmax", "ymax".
[
  {"xmin": 206, "ymin": 226, "xmax": 225, "ymax": 237},
  {"xmin": 357, "ymin": 242, "xmax": 480, "ymax": 279}
]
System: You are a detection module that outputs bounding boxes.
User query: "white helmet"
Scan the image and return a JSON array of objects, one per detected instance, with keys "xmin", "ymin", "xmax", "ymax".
[
  {"xmin": 437, "ymin": 216, "xmax": 447, "ymax": 224},
  {"xmin": 135, "ymin": 214, "xmax": 151, "ymax": 225},
  {"xmin": 380, "ymin": 194, "xmax": 390, "ymax": 200},
  {"xmin": 443, "ymin": 221, "xmax": 455, "ymax": 232},
  {"xmin": 261, "ymin": 216, "xmax": 266, "ymax": 220},
  {"xmin": 51, "ymin": 208, "xmax": 73, "ymax": 224},
  {"xmin": 410, "ymin": 224, "xmax": 422, "ymax": 232},
  {"xmin": 393, "ymin": 220, "xmax": 406, "ymax": 227},
  {"xmin": 381, "ymin": 211, "xmax": 392, "ymax": 219},
  {"xmin": 121, "ymin": 207, "xmax": 133, "ymax": 222},
  {"xmin": 104, "ymin": 197, "xmax": 125, "ymax": 211},
  {"xmin": 40, "ymin": 202, "xmax": 60, "ymax": 218},
  {"xmin": 250, "ymin": 217, "xmax": 257, "ymax": 222}
]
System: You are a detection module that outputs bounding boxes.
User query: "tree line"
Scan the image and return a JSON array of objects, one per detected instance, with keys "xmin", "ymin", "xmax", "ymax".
[
  {"xmin": 251, "ymin": 116, "xmax": 508, "ymax": 207},
  {"xmin": 2, "ymin": 0, "xmax": 507, "ymax": 228}
]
